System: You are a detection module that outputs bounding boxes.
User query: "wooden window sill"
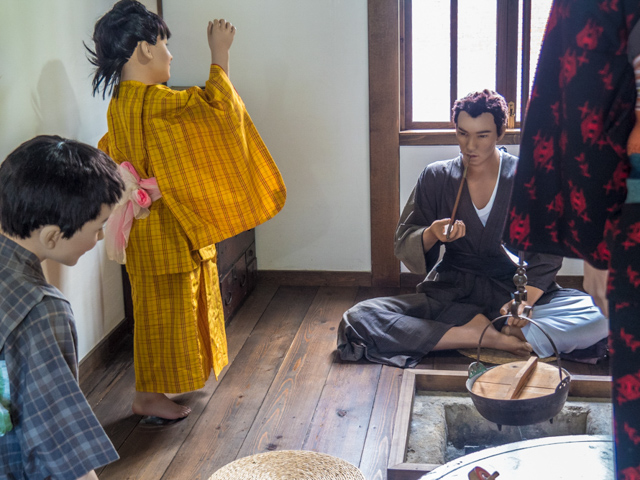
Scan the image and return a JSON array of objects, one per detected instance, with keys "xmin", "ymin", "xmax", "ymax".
[{"xmin": 400, "ymin": 129, "xmax": 521, "ymax": 146}]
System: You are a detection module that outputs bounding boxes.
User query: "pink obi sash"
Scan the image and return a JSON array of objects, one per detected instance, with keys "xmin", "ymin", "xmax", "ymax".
[{"xmin": 104, "ymin": 162, "xmax": 162, "ymax": 264}]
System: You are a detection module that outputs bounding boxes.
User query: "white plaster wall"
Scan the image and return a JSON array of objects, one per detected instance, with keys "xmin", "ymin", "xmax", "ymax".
[
  {"xmin": 399, "ymin": 146, "xmax": 584, "ymax": 276},
  {"xmin": 163, "ymin": 0, "xmax": 371, "ymax": 271},
  {"xmin": 0, "ymin": 0, "xmax": 124, "ymax": 360},
  {"xmin": 0, "ymin": 0, "xmax": 582, "ymax": 362}
]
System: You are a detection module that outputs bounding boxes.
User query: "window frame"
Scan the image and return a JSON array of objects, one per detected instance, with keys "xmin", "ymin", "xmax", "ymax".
[{"xmin": 400, "ymin": 0, "xmax": 534, "ymax": 145}]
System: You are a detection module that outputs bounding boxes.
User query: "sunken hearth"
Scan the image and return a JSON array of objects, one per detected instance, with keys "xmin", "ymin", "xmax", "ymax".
[{"xmin": 388, "ymin": 370, "xmax": 612, "ymax": 480}]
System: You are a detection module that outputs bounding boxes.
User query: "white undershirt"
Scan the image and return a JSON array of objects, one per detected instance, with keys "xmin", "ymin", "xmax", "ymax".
[{"xmin": 474, "ymin": 152, "xmax": 502, "ymax": 226}]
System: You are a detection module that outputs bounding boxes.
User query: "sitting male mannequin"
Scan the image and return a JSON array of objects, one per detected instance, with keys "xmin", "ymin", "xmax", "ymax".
[{"xmin": 337, "ymin": 90, "xmax": 608, "ymax": 368}]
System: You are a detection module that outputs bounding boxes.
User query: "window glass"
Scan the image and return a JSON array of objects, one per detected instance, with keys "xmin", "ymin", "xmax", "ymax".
[
  {"xmin": 529, "ymin": 0, "xmax": 554, "ymax": 90},
  {"xmin": 516, "ymin": 0, "xmax": 553, "ymax": 121},
  {"xmin": 457, "ymin": 0, "xmax": 497, "ymax": 99},
  {"xmin": 412, "ymin": 0, "xmax": 450, "ymax": 122},
  {"xmin": 409, "ymin": 0, "xmax": 554, "ymax": 127},
  {"xmin": 517, "ymin": 0, "xmax": 524, "ymax": 121}
]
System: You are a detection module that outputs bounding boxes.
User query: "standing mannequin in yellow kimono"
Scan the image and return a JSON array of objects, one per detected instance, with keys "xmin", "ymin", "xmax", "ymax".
[{"xmin": 87, "ymin": 0, "xmax": 286, "ymax": 420}]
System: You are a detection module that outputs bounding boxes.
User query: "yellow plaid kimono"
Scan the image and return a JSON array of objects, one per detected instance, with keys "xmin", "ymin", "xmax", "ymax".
[{"xmin": 99, "ymin": 65, "xmax": 286, "ymax": 392}]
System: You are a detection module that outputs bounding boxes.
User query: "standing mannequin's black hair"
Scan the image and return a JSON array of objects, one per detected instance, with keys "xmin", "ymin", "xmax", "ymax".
[{"xmin": 86, "ymin": 0, "xmax": 171, "ymax": 99}]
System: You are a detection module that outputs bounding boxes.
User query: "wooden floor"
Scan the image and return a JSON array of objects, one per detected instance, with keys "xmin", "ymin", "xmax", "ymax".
[{"xmin": 82, "ymin": 281, "xmax": 610, "ymax": 480}]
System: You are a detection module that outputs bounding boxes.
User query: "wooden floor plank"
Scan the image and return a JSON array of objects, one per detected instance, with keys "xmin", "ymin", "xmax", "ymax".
[
  {"xmin": 98, "ymin": 282, "xmax": 280, "ymax": 480},
  {"xmin": 82, "ymin": 333, "xmax": 134, "ymax": 404},
  {"xmin": 92, "ymin": 367, "xmax": 142, "ymax": 458},
  {"xmin": 562, "ymin": 359, "xmax": 594, "ymax": 375},
  {"xmin": 236, "ymin": 287, "xmax": 359, "ymax": 457},
  {"xmin": 303, "ymin": 358, "xmax": 382, "ymax": 465},
  {"xmin": 353, "ymin": 286, "xmax": 416, "ymax": 304},
  {"xmin": 359, "ymin": 366, "xmax": 404, "ymax": 480},
  {"xmin": 430, "ymin": 351, "xmax": 474, "ymax": 372},
  {"xmin": 160, "ymin": 286, "xmax": 319, "ymax": 479},
  {"xmin": 89, "ymin": 282, "xmax": 612, "ymax": 480}
]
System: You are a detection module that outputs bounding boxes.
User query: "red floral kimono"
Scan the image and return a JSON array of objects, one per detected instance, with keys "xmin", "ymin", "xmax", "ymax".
[{"xmin": 504, "ymin": 1, "xmax": 640, "ymax": 476}]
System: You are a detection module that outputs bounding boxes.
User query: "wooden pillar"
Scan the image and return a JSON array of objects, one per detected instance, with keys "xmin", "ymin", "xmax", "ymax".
[{"xmin": 368, "ymin": 0, "xmax": 401, "ymax": 287}]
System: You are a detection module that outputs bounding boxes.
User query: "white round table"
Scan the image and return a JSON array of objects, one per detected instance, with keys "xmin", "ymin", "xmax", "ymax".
[{"xmin": 419, "ymin": 435, "xmax": 614, "ymax": 480}]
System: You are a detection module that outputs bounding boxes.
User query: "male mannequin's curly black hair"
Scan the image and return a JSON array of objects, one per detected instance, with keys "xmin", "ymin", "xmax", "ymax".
[{"xmin": 452, "ymin": 89, "xmax": 509, "ymax": 135}]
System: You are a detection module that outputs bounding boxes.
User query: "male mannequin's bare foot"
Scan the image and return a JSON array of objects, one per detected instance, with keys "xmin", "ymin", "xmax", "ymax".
[
  {"xmin": 501, "ymin": 324, "xmax": 527, "ymax": 342},
  {"xmin": 484, "ymin": 327, "xmax": 532, "ymax": 356},
  {"xmin": 434, "ymin": 314, "xmax": 532, "ymax": 356},
  {"xmin": 132, "ymin": 392, "xmax": 191, "ymax": 419},
  {"xmin": 208, "ymin": 19, "xmax": 235, "ymax": 74}
]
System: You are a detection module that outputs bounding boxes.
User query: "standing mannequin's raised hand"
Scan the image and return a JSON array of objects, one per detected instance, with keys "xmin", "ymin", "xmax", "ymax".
[{"xmin": 208, "ymin": 19, "xmax": 235, "ymax": 75}]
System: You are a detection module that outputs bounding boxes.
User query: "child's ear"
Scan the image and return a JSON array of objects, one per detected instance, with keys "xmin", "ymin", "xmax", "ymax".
[
  {"xmin": 39, "ymin": 226, "xmax": 62, "ymax": 250},
  {"xmin": 138, "ymin": 41, "xmax": 154, "ymax": 61}
]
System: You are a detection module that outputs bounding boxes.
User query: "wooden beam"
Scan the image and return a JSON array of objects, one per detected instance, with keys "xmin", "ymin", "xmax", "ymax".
[
  {"xmin": 368, "ymin": 0, "xmax": 401, "ymax": 287},
  {"xmin": 259, "ymin": 270, "xmax": 371, "ymax": 287},
  {"xmin": 496, "ymin": 0, "xmax": 519, "ymax": 104}
]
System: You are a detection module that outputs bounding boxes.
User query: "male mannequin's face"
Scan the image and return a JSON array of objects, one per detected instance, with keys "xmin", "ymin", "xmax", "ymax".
[{"xmin": 455, "ymin": 111, "xmax": 503, "ymax": 168}]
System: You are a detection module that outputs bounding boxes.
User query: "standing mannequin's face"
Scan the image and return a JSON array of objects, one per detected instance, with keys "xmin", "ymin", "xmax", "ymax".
[{"xmin": 146, "ymin": 36, "xmax": 172, "ymax": 84}]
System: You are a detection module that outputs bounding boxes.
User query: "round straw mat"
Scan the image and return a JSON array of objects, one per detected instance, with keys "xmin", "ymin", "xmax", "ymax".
[{"xmin": 208, "ymin": 450, "xmax": 365, "ymax": 480}]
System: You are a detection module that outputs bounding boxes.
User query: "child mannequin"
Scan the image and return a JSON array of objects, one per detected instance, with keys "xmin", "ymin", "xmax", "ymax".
[
  {"xmin": 0, "ymin": 135, "xmax": 123, "ymax": 480},
  {"xmin": 88, "ymin": 0, "xmax": 286, "ymax": 421}
]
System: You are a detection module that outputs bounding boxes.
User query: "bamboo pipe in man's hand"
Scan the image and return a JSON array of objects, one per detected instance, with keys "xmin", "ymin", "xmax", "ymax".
[{"xmin": 446, "ymin": 161, "xmax": 469, "ymax": 240}]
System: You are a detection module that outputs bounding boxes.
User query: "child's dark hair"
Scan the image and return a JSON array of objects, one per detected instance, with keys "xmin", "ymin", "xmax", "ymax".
[
  {"xmin": 0, "ymin": 135, "xmax": 124, "ymax": 239},
  {"xmin": 86, "ymin": 0, "xmax": 171, "ymax": 99},
  {"xmin": 452, "ymin": 89, "xmax": 509, "ymax": 135}
]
